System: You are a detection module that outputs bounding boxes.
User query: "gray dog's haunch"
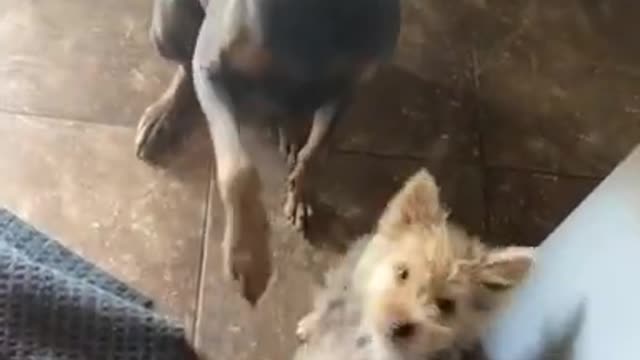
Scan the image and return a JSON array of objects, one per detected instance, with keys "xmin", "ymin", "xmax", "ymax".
[{"xmin": 135, "ymin": 0, "xmax": 400, "ymax": 304}]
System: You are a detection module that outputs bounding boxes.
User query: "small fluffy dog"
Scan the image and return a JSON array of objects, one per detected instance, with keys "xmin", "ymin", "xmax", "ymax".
[{"xmin": 294, "ymin": 169, "xmax": 535, "ymax": 360}]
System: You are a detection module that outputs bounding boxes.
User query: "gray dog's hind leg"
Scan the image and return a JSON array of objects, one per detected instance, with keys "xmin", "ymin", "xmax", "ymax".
[{"xmin": 135, "ymin": 0, "xmax": 204, "ymax": 161}]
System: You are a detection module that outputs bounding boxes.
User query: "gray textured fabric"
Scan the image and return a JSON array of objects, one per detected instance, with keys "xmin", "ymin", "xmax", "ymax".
[{"xmin": 0, "ymin": 208, "xmax": 196, "ymax": 360}]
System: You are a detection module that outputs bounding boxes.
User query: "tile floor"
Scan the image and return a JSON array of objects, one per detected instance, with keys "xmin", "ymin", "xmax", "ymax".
[{"xmin": 1, "ymin": 0, "xmax": 639, "ymax": 358}]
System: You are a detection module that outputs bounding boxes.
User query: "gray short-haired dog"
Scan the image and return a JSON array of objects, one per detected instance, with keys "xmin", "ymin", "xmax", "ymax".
[{"xmin": 135, "ymin": 0, "xmax": 401, "ymax": 304}]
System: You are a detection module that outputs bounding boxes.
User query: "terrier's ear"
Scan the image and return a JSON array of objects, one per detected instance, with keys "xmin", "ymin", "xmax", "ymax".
[
  {"xmin": 377, "ymin": 169, "xmax": 447, "ymax": 237},
  {"xmin": 475, "ymin": 247, "xmax": 535, "ymax": 291}
]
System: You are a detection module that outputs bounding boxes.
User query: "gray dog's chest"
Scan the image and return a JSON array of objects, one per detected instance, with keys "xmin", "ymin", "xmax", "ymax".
[{"xmin": 199, "ymin": 0, "xmax": 398, "ymax": 118}]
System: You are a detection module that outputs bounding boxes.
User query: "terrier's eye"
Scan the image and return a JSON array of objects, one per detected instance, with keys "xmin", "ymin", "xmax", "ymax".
[
  {"xmin": 435, "ymin": 298, "xmax": 456, "ymax": 315},
  {"xmin": 395, "ymin": 264, "xmax": 409, "ymax": 281}
]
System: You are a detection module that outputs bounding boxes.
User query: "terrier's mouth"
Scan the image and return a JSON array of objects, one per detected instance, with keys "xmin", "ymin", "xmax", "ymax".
[{"xmin": 389, "ymin": 322, "xmax": 417, "ymax": 340}]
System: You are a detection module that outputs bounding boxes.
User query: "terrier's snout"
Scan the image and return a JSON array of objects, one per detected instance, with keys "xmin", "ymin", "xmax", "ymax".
[{"xmin": 390, "ymin": 322, "xmax": 416, "ymax": 340}]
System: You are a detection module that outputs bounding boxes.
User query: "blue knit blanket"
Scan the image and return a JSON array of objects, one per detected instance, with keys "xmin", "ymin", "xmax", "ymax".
[{"xmin": 0, "ymin": 208, "xmax": 196, "ymax": 360}]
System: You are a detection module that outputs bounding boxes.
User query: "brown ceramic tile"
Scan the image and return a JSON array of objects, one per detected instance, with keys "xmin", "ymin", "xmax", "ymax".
[
  {"xmin": 394, "ymin": 0, "xmax": 479, "ymax": 82},
  {"xmin": 0, "ymin": 0, "xmax": 172, "ymax": 126},
  {"xmin": 485, "ymin": 169, "xmax": 599, "ymax": 248},
  {"xmin": 335, "ymin": 66, "xmax": 479, "ymax": 164},
  {"xmin": 0, "ymin": 113, "xmax": 211, "ymax": 333},
  {"xmin": 308, "ymin": 152, "xmax": 486, "ymax": 245},
  {"xmin": 195, "ymin": 150, "xmax": 485, "ymax": 360},
  {"xmin": 474, "ymin": 0, "xmax": 640, "ymax": 176}
]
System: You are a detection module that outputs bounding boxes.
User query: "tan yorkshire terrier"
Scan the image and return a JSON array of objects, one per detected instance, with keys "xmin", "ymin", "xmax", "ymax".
[{"xmin": 294, "ymin": 169, "xmax": 535, "ymax": 360}]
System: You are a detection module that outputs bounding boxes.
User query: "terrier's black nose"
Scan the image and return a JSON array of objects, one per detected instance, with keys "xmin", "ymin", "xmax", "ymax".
[{"xmin": 390, "ymin": 322, "xmax": 416, "ymax": 340}]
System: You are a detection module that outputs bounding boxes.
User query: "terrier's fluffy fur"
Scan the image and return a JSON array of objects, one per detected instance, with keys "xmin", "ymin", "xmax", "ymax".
[{"xmin": 294, "ymin": 169, "xmax": 535, "ymax": 360}]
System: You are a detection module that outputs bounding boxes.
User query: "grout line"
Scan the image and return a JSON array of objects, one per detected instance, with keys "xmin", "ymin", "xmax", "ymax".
[
  {"xmin": 484, "ymin": 164, "xmax": 603, "ymax": 181},
  {"xmin": 335, "ymin": 147, "xmax": 603, "ymax": 181},
  {"xmin": 0, "ymin": 107, "xmax": 135, "ymax": 130},
  {"xmin": 0, "ymin": 105, "xmax": 606, "ymax": 181},
  {"xmin": 468, "ymin": 46, "xmax": 491, "ymax": 235},
  {"xmin": 333, "ymin": 147, "xmax": 479, "ymax": 165},
  {"xmin": 191, "ymin": 158, "xmax": 215, "ymax": 346}
]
